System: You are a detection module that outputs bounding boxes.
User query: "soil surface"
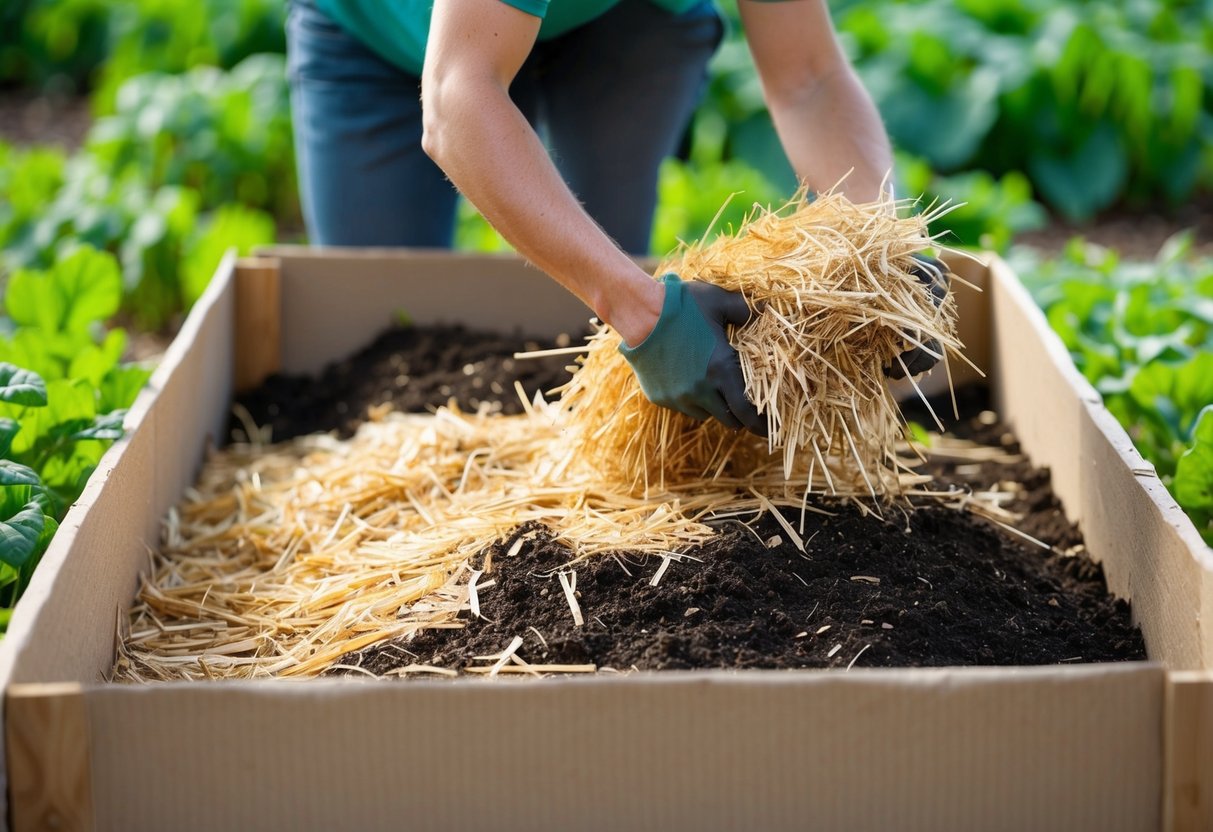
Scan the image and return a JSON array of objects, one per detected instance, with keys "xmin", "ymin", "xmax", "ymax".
[
  {"xmin": 0, "ymin": 91, "xmax": 91, "ymax": 150},
  {"xmin": 1015, "ymin": 198, "xmax": 1213, "ymax": 260},
  {"xmin": 232, "ymin": 322, "xmax": 1145, "ymax": 674},
  {"xmin": 229, "ymin": 324, "xmax": 577, "ymax": 443}
]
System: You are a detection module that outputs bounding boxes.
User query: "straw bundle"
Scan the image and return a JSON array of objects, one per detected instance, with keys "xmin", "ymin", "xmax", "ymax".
[
  {"xmin": 116, "ymin": 190, "xmax": 974, "ymax": 682},
  {"xmin": 558, "ymin": 190, "xmax": 968, "ymax": 497}
]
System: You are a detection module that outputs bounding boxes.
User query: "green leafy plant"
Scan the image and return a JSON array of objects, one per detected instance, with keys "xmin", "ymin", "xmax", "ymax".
[
  {"xmin": 0, "ymin": 0, "xmax": 111, "ymax": 91},
  {"xmin": 0, "ymin": 142, "xmax": 67, "ymax": 260},
  {"xmin": 0, "ymin": 57, "xmax": 286, "ymax": 331},
  {"xmin": 91, "ymin": 0, "xmax": 287, "ymax": 112},
  {"xmin": 697, "ymin": 0, "xmax": 1213, "ymax": 222},
  {"xmin": 0, "ymin": 247, "xmax": 152, "ymax": 628},
  {"xmin": 0, "ymin": 0, "xmax": 285, "ymax": 99},
  {"xmin": 4, "ymin": 154, "xmax": 199, "ymax": 331},
  {"xmin": 1175, "ymin": 406, "xmax": 1213, "ymax": 534},
  {"xmin": 650, "ymin": 107, "xmax": 783, "ymax": 258},
  {"xmin": 1016, "ymin": 235, "xmax": 1213, "ymax": 544},
  {"xmin": 181, "ymin": 204, "xmax": 276, "ymax": 306},
  {"xmin": 897, "ymin": 154, "xmax": 1046, "ymax": 251},
  {"xmin": 2, "ymin": 148, "xmax": 275, "ymax": 330},
  {"xmin": 652, "ymin": 156, "xmax": 781, "ymax": 258},
  {"xmin": 0, "ymin": 363, "xmax": 59, "ymax": 630},
  {"xmin": 87, "ymin": 55, "xmax": 296, "ymax": 222}
]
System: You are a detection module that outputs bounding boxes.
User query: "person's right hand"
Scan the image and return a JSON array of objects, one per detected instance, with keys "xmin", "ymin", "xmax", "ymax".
[{"xmin": 618, "ymin": 273, "xmax": 767, "ymax": 436}]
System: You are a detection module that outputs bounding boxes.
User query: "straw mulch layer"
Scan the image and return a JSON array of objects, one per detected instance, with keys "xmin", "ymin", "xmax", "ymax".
[
  {"xmin": 117, "ymin": 327, "xmax": 1144, "ymax": 680},
  {"xmin": 338, "ymin": 389, "xmax": 1144, "ymax": 675}
]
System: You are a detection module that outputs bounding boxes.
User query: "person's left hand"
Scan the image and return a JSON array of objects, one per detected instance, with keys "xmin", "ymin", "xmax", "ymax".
[
  {"xmin": 618, "ymin": 273, "xmax": 767, "ymax": 436},
  {"xmin": 885, "ymin": 253, "xmax": 950, "ymax": 379}
]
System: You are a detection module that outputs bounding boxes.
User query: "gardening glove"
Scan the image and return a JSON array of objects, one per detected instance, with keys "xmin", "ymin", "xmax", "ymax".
[
  {"xmin": 619, "ymin": 273, "xmax": 767, "ymax": 437},
  {"xmin": 885, "ymin": 253, "xmax": 950, "ymax": 379}
]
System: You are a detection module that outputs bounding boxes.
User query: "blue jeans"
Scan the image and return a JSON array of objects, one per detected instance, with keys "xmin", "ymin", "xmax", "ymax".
[{"xmin": 286, "ymin": 0, "xmax": 723, "ymax": 254}]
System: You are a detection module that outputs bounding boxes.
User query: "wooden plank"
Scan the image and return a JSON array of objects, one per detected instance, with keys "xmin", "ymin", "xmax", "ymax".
[
  {"xmin": 1166, "ymin": 671, "xmax": 1213, "ymax": 831},
  {"xmin": 267, "ymin": 250, "xmax": 595, "ymax": 375},
  {"xmin": 85, "ymin": 666, "xmax": 1161, "ymax": 832},
  {"xmin": 6, "ymin": 683, "xmax": 93, "ymax": 832},
  {"xmin": 233, "ymin": 256, "xmax": 281, "ymax": 393}
]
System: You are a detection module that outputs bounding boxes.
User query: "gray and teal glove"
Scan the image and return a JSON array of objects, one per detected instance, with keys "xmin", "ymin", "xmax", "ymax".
[
  {"xmin": 619, "ymin": 273, "xmax": 766, "ymax": 436},
  {"xmin": 885, "ymin": 253, "xmax": 950, "ymax": 379}
]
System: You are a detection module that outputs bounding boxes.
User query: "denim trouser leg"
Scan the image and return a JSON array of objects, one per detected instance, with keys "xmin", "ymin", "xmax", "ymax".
[
  {"xmin": 286, "ymin": 0, "xmax": 721, "ymax": 252},
  {"xmin": 286, "ymin": 0, "xmax": 458, "ymax": 247},
  {"xmin": 523, "ymin": 1, "xmax": 723, "ymax": 254}
]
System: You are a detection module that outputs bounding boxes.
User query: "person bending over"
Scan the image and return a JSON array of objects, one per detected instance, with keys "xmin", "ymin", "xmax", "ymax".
[{"xmin": 287, "ymin": 0, "xmax": 939, "ymax": 435}]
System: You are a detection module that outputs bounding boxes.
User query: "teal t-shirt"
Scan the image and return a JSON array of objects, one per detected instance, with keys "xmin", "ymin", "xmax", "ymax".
[{"xmin": 315, "ymin": 0, "xmax": 703, "ymax": 76}]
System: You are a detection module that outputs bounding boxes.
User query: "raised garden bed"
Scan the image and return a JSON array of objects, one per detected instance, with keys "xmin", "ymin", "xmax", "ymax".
[{"xmin": 2, "ymin": 250, "xmax": 1211, "ymax": 831}]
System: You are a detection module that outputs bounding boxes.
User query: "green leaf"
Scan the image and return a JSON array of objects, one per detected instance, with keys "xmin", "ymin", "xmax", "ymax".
[
  {"xmin": 38, "ymin": 448, "xmax": 100, "ymax": 509},
  {"xmin": 0, "ymin": 419, "xmax": 19, "ymax": 458},
  {"xmin": 0, "ymin": 331, "xmax": 59, "ymax": 382},
  {"xmin": 876, "ymin": 67, "xmax": 1001, "ymax": 170},
  {"xmin": 67, "ymin": 329, "xmax": 127, "ymax": 387},
  {"xmin": 8, "ymin": 378, "xmax": 96, "ymax": 457},
  {"xmin": 1029, "ymin": 123, "xmax": 1128, "ymax": 221},
  {"xmin": 1128, "ymin": 363, "xmax": 1182, "ymax": 437},
  {"xmin": 39, "ymin": 449, "xmax": 101, "ymax": 506},
  {"xmin": 35, "ymin": 513, "xmax": 57, "ymax": 558},
  {"xmin": 182, "ymin": 205, "xmax": 276, "ymax": 307},
  {"xmin": 0, "ymin": 364, "xmax": 47, "ymax": 407},
  {"xmin": 1193, "ymin": 407, "xmax": 1213, "ymax": 446},
  {"xmin": 98, "ymin": 365, "xmax": 151, "ymax": 414},
  {"xmin": 0, "ymin": 502, "xmax": 44, "ymax": 569},
  {"xmin": 71, "ymin": 410, "xmax": 126, "ymax": 441},
  {"xmin": 1175, "ymin": 408, "xmax": 1213, "ymax": 511},
  {"xmin": 4, "ymin": 247, "xmax": 123, "ymax": 334},
  {"xmin": 1128, "ymin": 362, "xmax": 1174, "ymax": 408},
  {"xmin": 1173, "ymin": 354, "xmax": 1213, "ymax": 420},
  {"xmin": 0, "ymin": 461, "xmax": 40, "ymax": 487}
]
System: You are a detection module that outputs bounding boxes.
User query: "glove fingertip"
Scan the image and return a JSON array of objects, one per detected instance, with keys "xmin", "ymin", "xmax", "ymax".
[{"xmin": 723, "ymin": 292, "xmax": 753, "ymax": 327}]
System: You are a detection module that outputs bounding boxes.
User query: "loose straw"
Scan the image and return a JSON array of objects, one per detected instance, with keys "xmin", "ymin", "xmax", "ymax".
[{"xmin": 116, "ymin": 190, "xmax": 978, "ymax": 682}]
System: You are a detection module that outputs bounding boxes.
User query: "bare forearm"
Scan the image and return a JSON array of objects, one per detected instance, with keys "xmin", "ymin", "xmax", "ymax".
[
  {"xmin": 422, "ymin": 76, "xmax": 661, "ymax": 345},
  {"xmin": 766, "ymin": 66, "xmax": 892, "ymax": 203},
  {"xmin": 740, "ymin": 0, "xmax": 893, "ymax": 203}
]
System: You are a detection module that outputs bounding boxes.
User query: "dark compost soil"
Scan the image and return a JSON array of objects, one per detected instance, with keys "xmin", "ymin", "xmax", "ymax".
[
  {"xmin": 230, "ymin": 324, "xmax": 578, "ymax": 442},
  {"xmin": 231, "ymin": 323, "xmax": 1146, "ymax": 674}
]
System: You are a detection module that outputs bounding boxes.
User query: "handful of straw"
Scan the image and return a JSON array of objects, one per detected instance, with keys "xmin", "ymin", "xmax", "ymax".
[{"xmin": 558, "ymin": 189, "xmax": 969, "ymax": 499}]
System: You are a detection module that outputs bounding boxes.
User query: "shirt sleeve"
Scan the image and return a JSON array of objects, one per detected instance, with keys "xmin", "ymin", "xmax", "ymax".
[{"xmin": 498, "ymin": 0, "xmax": 549, "ymax": 19}]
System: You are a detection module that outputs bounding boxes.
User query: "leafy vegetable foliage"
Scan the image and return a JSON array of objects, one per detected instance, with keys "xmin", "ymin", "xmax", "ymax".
[
  {"xmin": 1017, "ymin": 236, "xmax": 1213, "ymax": 544},
  {"xmin": 0, "ymin": 0, "xmax": 285, "ymax": 107},
  {"xmin": 0, "ymin": 248, "xmax": 151, "ymax": 628},
  {"xmin": 88, "ymin": 56, "xmax": 297, "ymax": 222},
  {"xmin": 704, "ymin": 0, "xmax": 1212, "ymax": 221}
]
